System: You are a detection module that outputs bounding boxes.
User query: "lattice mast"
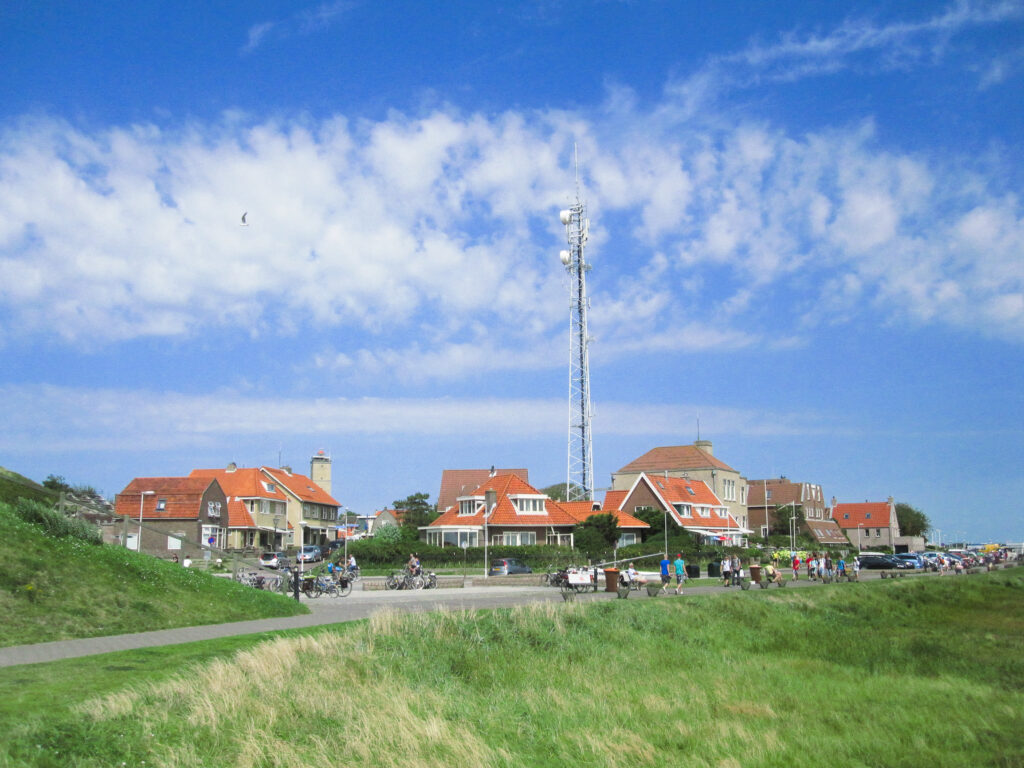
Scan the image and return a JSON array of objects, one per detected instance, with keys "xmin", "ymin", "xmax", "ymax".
[{"xmin": 558, "ymin": 157, "xmax": 594, "ymax": 502}]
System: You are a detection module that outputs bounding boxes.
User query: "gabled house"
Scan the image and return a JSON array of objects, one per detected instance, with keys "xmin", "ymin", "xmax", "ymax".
[
  {"xmin": 833, "ymin": 498, "xmax": 900, "ymax": 551},
  {"xmin": 114, "ymin": 477, "xmax": 228, "ymax": 557},
  {"xmin": 190, "ymin": 465, "xmax": 290, "ymax": 551},
  {"xmin": 747, "ymin": 477, "xmax": 849, "ymax": 545},
  {"xmin": 370, "ymin": 508, "xmax": 404, "ymax": 535},
  {"xmin": 437, "ymin": 468, "xmax": 529, "ymax": 513},
  {"xmin": 261, "ymin": 465, "xmax": 340, "ymax": 546},
  {"xmin": 612, "ymin": 441, "xmax": 749, "ymax": 530},
  {"xmin": 426, "ymin": 473, "xmax": 580, "ymax": 548},
  {"xmin": 604, "ymin": 472, "xmax": 750, "ymax": 546}
]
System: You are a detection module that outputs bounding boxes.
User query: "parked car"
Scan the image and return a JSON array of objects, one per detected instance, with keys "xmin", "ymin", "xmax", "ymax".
[
  {"xmin": 297, "ymin": 545, "xmax": 323, "ymax": 563},
  {"xmin": 322, "ymin": 540, "xmax": 345, "ymax": 556},
  {"xmin": 894, "ymin": 553, "xmax": 924, "ymax": 569},
  {"xmin": 259, "ymin": 551, "xmax": 290, "ymax": 569},
  {"xmin": 489, "ymin": 557, "xmax": 532, "ymax": 575},
  {"xmin": 857, "ymin": 554, "xmax": 913, "ymax": 570}
]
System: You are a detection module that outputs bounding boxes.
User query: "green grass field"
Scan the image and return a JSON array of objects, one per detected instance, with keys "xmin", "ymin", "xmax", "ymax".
[
  {"xmin": 0, "ymin": 500, "xmax": 308, "ymax": 648},
  {"xmin": 1, "ymin": 570, "xmax": 1021, "ymax": 767}
]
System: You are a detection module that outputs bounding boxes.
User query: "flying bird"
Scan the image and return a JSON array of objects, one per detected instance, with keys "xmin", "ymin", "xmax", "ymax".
[{"xmin": 240, "ymin": 212, "xmax": 249, "ymax": 226}]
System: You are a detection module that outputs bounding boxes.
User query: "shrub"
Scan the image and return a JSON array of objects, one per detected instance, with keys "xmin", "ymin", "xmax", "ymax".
[{"xmin": 10, "ymin": 498, "xmax": 102, "ymax": 545}]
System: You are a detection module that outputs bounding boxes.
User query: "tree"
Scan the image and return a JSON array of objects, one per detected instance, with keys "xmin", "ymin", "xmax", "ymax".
[
  {"xmin": 769, "ymin": 503, "xmax": 805, "ymax": 537},
  {"xmin": 631, "ymin": 506, "xmax": 664, "ymax": 540},
  {"xmin": 42, "ymin": 474, "xmax": 72, "ymax": 494},
  {"xmin": 393, "ymin": 492, "xmax": 436, "ymax": 541},
  {"xmin": 374, "ymin": 523, "xmax": 402, "ymax": 544},
  {"xmin": 895, "ymin": 502, "xmax": 930, "ymax": 537},
  {"xmin": 541, "ymin": 482, "xmax": 583, "ymax": 502},
  {"xmin": 573, "ymin": 512, "xmax": 620, "ymax": 559}
]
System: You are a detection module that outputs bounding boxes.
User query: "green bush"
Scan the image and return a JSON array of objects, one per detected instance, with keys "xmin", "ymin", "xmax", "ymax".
[{"xmin": 11, "ymin": 498, "xmax": 102, "ymax": 545}]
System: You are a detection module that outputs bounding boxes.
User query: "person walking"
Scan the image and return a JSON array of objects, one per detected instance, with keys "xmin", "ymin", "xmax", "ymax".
[
  {"xmin": 791, "ymin": 555, "xmax": 800, "ymax": 580},
  {"xmin": 659, "ymin": 555, "xmax": 671, "ymax": 594},
  {"xmin": 673, "ymin": 553, "xmax": 686, "ymax": 594},
  {"xmin": 721, "ymin": 556, "xmax": 732, "ymax": 586}
]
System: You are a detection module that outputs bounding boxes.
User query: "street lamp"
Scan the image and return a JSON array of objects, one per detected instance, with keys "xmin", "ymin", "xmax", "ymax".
[
  {"xmin": 136, "ymin": 491, "xmax": 154, "ymax": 551},
  {"xmin": 342, "ymin": 506, "xmax": 352, "ymax": 569},
  {"xmin": 273, "ymin": 515, "xmax": 280, "ymax": 549},
  {"xmin": 858, "ymin": 523, "xmax": 864, "ymax": 551},
  {"xmin": 484, "ymin": 489, "xmax": 496, "ymax": 578}
]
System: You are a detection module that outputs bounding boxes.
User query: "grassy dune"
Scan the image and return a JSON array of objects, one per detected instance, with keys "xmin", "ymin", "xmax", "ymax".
[
  {"xmin": 0, "ymin": 501, "xmax": 307, "ymax": 647},
  {"xmin": 3, "ymin": 570, "xmax": 1022, "ymax": 767}
]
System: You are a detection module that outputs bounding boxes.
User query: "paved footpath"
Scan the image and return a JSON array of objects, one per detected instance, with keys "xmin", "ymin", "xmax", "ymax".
[{"xmin": 0, "ymin": 571, "xmax": 887, "ymax": 668}]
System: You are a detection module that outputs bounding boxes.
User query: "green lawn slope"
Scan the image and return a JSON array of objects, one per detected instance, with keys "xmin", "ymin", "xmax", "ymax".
[
  {"xmin": 2, "ymin": 569, "xmax": 1022, "ymax": 767},
  {"xmin": 0, "ymin": 466, "xmax": 57, "ymax": 506},
  {"xmin": 0, "ymin": 499, "xmax": 307, "ymax": 648}
]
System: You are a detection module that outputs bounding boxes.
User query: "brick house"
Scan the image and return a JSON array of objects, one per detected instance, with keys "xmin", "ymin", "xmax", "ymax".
[
  {"xmin": 114, "ymin": 477, "xmax": 228, "ymax": 557},
  {"xmin": 833, "ymin": 498, "xmax": 901, "ymax": 551},
  {"xmin": 603, "ymin": 472, "xmax": 749, "ymax": 546},
  {"xmin": 611, "ymin": 441, "xmax": 749, "ymax": 530},
  {"xmin": 437, "ymin": 468, "xmax": 529, "ymax": 512},
  {"xmin": 747, "ymin": 477, "xmax": 849, "ymax": 546}
]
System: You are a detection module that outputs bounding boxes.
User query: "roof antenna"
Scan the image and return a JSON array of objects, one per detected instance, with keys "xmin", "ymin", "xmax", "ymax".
[{"xmin": 697, "ymin": 414, "xmax": 700, "ymax": 442}]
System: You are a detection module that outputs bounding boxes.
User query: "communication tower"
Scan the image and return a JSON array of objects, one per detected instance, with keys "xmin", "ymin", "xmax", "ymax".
[{"xmin": 558, "ymin": 162, "xmax": 594, "ymax": 502}]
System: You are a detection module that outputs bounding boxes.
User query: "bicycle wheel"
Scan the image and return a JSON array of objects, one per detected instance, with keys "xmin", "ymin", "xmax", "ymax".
[
  {"xmin": 337, "ymin": 578, "xmax": 353, "ymax": 597},
  {"xmin": 411, "ymin": 575, "xmax": 425, "ymax": 589},
  {"xmin": 426, "ymin": 574, "xmax": 437, "ymax": 589},
  {"xmin": 385, "ymin": 573, "xmax": 398, "ymax": 590}
]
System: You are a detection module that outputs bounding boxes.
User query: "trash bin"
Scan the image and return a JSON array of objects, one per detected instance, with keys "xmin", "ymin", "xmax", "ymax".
[
  {"xmin": 750, "ymin": 564, "xmax": 762, "ymax": 584},
  {"xmin": 603, "ymin": 568, "xmax": 620, "ymax": 593},
  {"xmin": 685, "ymin": 564, "xmax": 700, "ymax": 580},
  {"xmin": 707, "ymin": 561, "xmax": 721, "ymax": 578}
]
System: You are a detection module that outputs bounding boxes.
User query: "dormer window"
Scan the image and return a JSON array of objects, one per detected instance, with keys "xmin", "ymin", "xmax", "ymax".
[
  {"xmin": 513, "ymin": 496, "xmax": 545, "ymax": 514},
  {"xmin": 458, "ymin": 499, "xmax": 480, "ymax": 516},
  {"xmin": 673, "ymin": 503, "xmax": 691, "ymax": 517},
  {"xmin": 263, "ymin": 482, "xmax": 276, "ymax": 493}
]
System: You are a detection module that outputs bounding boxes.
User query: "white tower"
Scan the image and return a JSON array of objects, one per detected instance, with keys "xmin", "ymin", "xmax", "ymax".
[{"xmin": 559, "ymin": 166, "xmax": 594, "ymax": 502}]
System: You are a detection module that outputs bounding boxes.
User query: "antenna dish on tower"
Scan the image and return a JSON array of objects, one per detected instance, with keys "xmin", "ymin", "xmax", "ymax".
[
  {"xmin": 559, "ymin": 210, "xmax": 573, "ymax": 225},
  {"xmin": 559, "ymin": 249, "xmax": 571, "ymax": 265}
]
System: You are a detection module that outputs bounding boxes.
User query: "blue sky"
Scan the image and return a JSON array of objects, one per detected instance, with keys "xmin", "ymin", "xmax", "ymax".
[{"xmin": 1, "ymin": 1, "xmax": 1021, "ymax": 544}]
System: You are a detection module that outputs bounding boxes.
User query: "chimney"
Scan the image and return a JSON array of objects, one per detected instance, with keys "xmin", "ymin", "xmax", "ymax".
[
  {"xmin": 226, "ymin": 462, "xmax": 237, "ymax": 472},
  {"xmin": 694, "ymin": 439, "xmax": 713, "ymax": 456}
]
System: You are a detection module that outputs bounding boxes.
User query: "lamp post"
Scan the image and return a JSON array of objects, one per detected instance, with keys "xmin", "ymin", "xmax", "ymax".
[
  {"xmin": 858, "ymin": 523, "xmax": 863, "ymax": 551},
  {"xmin": 136, "ymin": 490, "xmax": 154, "ymax": 552},
  {"xmin": 342, "ymin": 506, "xmax": 351, "ymax": 569},
  {"xmin": 663, "ymin": 507, "xmax": 669, "ymax": 560},
  {"xmin": 273, "ymin": 515, "xmax": 280, "ymax": 549},
  {"xmin": 484, "ymin": 489, "xmax": 496, "ymax": 578}
]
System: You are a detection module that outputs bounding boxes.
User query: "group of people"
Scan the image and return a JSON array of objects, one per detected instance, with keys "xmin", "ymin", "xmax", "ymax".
[
  {"xmin": 720, "ymin": 555, "xmax": 744, "ymax": 586},
  {"xmin": 326, "ymin": 554, "xmax": 359, "ymax": 580},
  {"xmin": 782, "ymin": 553, "xmax": 855, "ymax": 582}
]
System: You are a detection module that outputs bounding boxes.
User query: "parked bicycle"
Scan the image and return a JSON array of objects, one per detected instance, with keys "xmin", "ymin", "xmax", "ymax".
[{"xmin": 385, "ymin": 568, "xmax": 424, "ymax": 590}]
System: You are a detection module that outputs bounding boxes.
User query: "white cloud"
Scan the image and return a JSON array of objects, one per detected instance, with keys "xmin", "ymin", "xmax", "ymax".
[{"xmin": 0, "ymin": 384, "xmax": 834, "ymax": 453}]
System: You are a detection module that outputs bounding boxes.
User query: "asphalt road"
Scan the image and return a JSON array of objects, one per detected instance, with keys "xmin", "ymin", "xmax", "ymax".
[{"xmin": 0, "ymin": 570, "xmax": 896, "ymax": 668}]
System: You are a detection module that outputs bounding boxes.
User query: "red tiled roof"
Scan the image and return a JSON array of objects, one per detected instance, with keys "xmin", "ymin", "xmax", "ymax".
[
  {"xmin": 833, "ymin": 502, "xmax": 893, "ymax": 529},
  {"xmin": 636, "ymin": 474, "xmax": 742, "ymax": 530},
  {"xmin": 437, "ymin": 468, "xmax": 529, "ymax": 511},
  {"xmin": 601, "ymin": 490, "xmax": 628, "ymax": 513},
  {"xmin": 560, "ymin": 499, "xmax": 650, "ymax": 529},
  {"xmin": 261, "ymin": 467, "xmax": 340, "ymax": 507},
  {"xmin": 616, "ymin": 445, "xmax": 736, "ymax": 474},
  {"xmin": 190, "ymin": 467, "xmax": 289, "ymax": 501},
  {"xmin": 116, "ymin": 477, "xmax": 219, "ymax": 520},
  {"xmin": 430, "ymin": 474, "xmax": 577, "ymax": 528}
]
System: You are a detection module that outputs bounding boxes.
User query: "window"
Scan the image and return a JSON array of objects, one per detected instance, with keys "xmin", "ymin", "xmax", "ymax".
[
  {"xmin": 843, "ymin": 513, "xmax": 849, "ymax": 519},
  {"xmin": 459, "ymin": 500, "xmax": 479, "ymax": 516},
  {"xmin": 156, "ymin": 498, "xmax": 167, "ymax": 511},
  {"xmin": 875, "ymin": 529, "xmax": 881, "ymax": 537},
  {"xmin": 865, "ymin": 513, "xmax": 872, "ymax": 519},
  {"xmin": 207, "ymin": 501, "xmax": 221, "ymax": 518},
  {"xmin": 617, "ymin": 532, "xmax": 638, "ymax": 547},
  {"xmin": 201, "ymin": 524, "xmax": 225, "ymax": 550},
  {"xmin": 167, "ymin": 534, "xmax": 183, "ymax": 550},
  {"xmin": 766, "ymin": 489, "xmax": 772, "ymax": 500},
  {"xmin": 546, "ymin": 532, "xmax": 573, "ymax": 546},
  {"xmin": 263, "ymin": 482, "xmax": 276, "ymax": 493},
  {"xmin": 697, "ymin": 506, "xmax": 711, "ymax": 518},
  {"xmin": 686, "ymin": 487, "xmax": 696, "ymax": 496},
  {"xmin": 501, "ymin": 531, "xmax": 537, "ymax": 546}
]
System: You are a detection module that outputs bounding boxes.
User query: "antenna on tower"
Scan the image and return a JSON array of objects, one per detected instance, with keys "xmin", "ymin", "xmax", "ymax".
[{"xmin": 558, "ymin": 144, "xmax": 594, "ymax": 502}]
